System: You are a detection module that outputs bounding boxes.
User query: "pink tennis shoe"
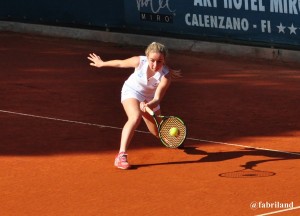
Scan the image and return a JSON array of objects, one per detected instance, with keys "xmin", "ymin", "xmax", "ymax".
[{"xmin": 114, "ymin": 152, "xmax": 130, "ymax": 170}]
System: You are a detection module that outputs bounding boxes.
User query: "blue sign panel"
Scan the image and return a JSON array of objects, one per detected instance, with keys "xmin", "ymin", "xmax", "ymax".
[
  {"xmin": 125, "ymin": 0, "xmax": 300, "ymax": 48},
  {"xmin": 1, "ymin": 0, "xmax": 300, "ymax": 48},
  {"xmin": 0, "ymin": 0, "xmax": 124, "ymax": 28}
]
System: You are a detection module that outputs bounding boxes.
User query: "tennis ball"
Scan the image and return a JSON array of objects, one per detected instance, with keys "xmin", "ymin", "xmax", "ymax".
[{"xmin": 169, "ymin": 127, "xmax": 179, "ymax": 137}]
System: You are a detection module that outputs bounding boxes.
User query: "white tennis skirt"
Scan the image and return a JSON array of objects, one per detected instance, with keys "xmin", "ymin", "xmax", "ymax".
[{"xmin": 121, "ymin": 84, "xmax": 160, "ymax": 112}]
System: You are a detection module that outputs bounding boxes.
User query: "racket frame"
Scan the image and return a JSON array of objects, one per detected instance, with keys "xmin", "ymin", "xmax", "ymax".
[{"xmin": 145, "ymin": 107, "xmax": 186, "ymax": 148}]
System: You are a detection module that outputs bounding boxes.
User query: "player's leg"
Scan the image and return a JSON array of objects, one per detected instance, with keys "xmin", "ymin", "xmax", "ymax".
[
  {"xmin": 120, "ymin": 98, "xmax": 142, "ymax": 152},
  {"xmin": 115, "ymin": 98, "xmax": 142, "ymax": 169},
  {"xmin": 142, "ymin": 108, "xmax": 160, "ymax": 138}
]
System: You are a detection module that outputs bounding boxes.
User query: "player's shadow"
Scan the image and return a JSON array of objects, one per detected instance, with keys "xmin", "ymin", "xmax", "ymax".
[{"xmin": 131, "ymin": 146, "xmax": 300, "ymax": 172}]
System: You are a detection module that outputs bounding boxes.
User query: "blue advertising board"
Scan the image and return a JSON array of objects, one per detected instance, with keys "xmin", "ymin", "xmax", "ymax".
[
  {"xmin": 1, "ymin": 0, "xmax": 300, "ymax": 48},
  {"xmin": 124, "ymin": 0, "xmax": 300, "ymax": 48},
  {"xmin": 0, "ymin": 0, "xmax": 124, "ymax": 28}
]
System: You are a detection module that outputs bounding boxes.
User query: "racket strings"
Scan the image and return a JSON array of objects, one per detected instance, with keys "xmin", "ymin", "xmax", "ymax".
[{"xmin": 159, "ymin": 117, "xmax": 186, "ymax": 148}]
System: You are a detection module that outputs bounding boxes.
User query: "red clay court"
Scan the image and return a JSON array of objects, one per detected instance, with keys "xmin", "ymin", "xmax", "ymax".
[{"xmin": 0, "ymin": 32, "xmax": 299, "ymax": 216}]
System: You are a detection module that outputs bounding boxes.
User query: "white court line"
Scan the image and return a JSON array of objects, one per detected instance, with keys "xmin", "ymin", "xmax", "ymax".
[
  {"xmin": 0, "ymin": 109, "xmax": 123, "ymax": 130},
  {"xmin": 188, "ymin": 138, "xmax": 300, "ymax": 156},
  {"xmin": 0, "ymin": 109, "xmax": 150, "ymax": 134},
  {"xmin": 1, "ymin": 109, "xmax": 300, "ymax": 156},
  {"xmin": 255, "ymin": 205, "xmax": 300, "ymax": 216}
]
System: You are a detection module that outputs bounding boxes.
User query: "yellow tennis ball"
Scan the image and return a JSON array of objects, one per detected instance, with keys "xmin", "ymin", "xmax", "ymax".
[{"xmin": 169, "ymin": 127, "xmax": 179, "ymax": 137}]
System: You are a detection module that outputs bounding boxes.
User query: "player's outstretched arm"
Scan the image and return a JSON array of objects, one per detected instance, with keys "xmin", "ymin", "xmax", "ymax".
[{"xmin": 88, "ymin": 53, "xmax": 140, "ymax": 69}]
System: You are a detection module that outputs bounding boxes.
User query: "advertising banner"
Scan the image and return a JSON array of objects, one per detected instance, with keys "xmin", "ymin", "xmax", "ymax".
[
  {"xmin": 125, "ymin": 0, "xmax": 300, "ymax": 48},
  {"xmin": 1, "ymin": 0, "xmax": 300, "ymax": 48}
]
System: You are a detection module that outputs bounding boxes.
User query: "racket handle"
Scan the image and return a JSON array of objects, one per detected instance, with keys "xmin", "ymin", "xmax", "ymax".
[{"xmin": 145, "ymin": 107, "xmax": 155, "ymax": 116}]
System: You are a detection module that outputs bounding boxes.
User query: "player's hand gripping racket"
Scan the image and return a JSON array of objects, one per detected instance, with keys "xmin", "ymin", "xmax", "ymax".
[{"xmin": 145, "ymin": 107, "xmax": 187, "ymax": 148}]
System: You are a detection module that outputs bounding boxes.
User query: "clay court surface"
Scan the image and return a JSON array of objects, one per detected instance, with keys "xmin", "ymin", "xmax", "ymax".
[{"xmin": 0, "ymin": 32, "xmax": 299, "ymax": 216}]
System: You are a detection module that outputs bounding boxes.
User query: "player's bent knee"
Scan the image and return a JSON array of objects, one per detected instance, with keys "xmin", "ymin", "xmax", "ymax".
[
  {"xmin": 128, "ymin": 115, "xmax": 142, "ymax": 127},
  {"xmin": 149, "ymin": 128, "xmax": 159, "ymax": 138}
]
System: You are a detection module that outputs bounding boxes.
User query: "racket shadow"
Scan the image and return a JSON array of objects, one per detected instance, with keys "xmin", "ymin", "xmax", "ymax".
[{"xmin": 131, "ymin": 146, "xmax": 300, "ymax": 175}]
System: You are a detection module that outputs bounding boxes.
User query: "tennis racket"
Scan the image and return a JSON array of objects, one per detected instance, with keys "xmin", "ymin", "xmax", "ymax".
[{"xmin": 145, "ymin": 107, "xmax": 187, "ymax": 148}]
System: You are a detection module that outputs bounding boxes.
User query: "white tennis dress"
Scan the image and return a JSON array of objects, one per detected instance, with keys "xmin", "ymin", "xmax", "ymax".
[{"xmin": 121, "ymin": 56, "xmax": 169, "ymax": 111}]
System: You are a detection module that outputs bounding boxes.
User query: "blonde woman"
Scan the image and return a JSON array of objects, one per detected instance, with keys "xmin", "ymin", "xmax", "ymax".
[{"xmin": 88, "ymin": 42, "xmax": 180, "ymax": 170}]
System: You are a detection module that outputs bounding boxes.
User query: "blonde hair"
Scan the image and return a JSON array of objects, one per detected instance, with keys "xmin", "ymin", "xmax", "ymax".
[
  {"xmin": 145, "ymin": 42, "xmax": 182, "ymax": 79},
  {"xmin": 145, "ymin": 42, "xmax": 168, "ymax": 58}
]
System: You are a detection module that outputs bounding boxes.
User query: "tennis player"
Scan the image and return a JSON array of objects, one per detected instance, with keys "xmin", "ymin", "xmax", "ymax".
[{"xmin": 88, "ymin": 42, "xmax": 180, "ymax": 169}]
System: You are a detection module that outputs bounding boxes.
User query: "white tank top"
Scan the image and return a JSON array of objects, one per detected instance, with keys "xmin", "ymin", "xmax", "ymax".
[{"xmin": 123, "ymin": 56, "xmax": 169, "ymax": 98}]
